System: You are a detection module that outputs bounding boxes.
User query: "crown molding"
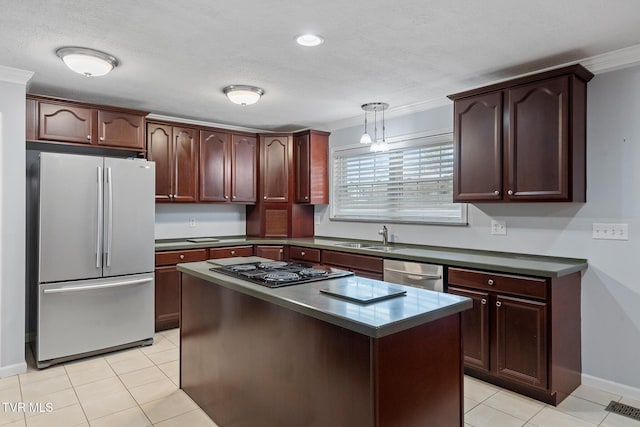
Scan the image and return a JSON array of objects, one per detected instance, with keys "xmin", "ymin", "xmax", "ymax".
[
  {"xmin": 0, "ymin": 66, "xmax": 34, "ymax": 85},
  {"xmin": 146, "ymin": 113, "xmax": 269, "ymax": 133},
  {"xmin": 327, "ymin": 42, "xmax": 640, "ymax": 132}
]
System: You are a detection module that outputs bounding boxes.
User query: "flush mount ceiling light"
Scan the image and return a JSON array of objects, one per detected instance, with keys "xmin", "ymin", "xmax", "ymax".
[
  {"xmin": 359, "ymin": 102, "xmax": 389, "ymax": 152},
  {"xmin": 222, "ymin": 85, "xmax": 265, "ymax": 106},
  {"xmin": 55, "ymin": 47, "xmax": 118, "ymax": 77},
  {"xmin": 296, "ymin": 33, "xmax": 324, "ymax": 47}
]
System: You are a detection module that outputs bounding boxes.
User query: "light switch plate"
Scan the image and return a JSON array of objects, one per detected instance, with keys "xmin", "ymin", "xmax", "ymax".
[
  {"xmin": 491, "ymin": 220, "xmax": 507, "ymax": 235},
  {"xmin": 592, "ymin": 223, "xmax": 628, "ymax": 240}
]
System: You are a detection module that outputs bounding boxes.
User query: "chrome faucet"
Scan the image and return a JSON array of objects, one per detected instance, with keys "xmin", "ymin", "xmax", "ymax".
[{"xmin": 378, "ymin": 225, "xmax": 388, "ymax": 246}]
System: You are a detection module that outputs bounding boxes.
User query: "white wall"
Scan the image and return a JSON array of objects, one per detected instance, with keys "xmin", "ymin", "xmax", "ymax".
[
  {"xmin": 317, "ymin": 65, "xmax": 640, "ymax": 393},
  {"xmin": 155, "ymin": 204, "xmax": 246, "ymax": 239},
  {"xmin": 0, "ymin": 66, "xmax": 32, "ymax": 377}
]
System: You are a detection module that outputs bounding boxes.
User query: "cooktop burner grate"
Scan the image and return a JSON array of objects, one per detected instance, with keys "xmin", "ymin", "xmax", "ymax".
[{"xmin": 209, "ymin": 261, "xmax": 354, "ymax": 288}]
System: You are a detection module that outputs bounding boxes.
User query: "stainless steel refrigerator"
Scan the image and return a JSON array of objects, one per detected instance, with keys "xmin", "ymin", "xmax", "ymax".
[{"xmin": 33, "ymin": 152, "xmax": 155, "ymax": 368}]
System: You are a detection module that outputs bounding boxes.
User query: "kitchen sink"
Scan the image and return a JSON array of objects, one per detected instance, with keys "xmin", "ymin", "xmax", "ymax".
[
  {"xmin": 332, "ymin": 242, "xmax": 378, "ymax": 249},
  {"xmin": 367, "ymin": 245, "xmax": 402, "ymax": 252}
]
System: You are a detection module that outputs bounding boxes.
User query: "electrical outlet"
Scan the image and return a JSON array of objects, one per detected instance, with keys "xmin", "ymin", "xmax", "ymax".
[
  {"xmin": 491, "ymin": 220, "xmax": 507, "ymax": 235},
  {"xmin": 189, "ymin": 217, "xmax": 197, "ymax": 227},
  {"xmin": 592, "ymin": 223, "xmax": 628, "ymax": 240}
]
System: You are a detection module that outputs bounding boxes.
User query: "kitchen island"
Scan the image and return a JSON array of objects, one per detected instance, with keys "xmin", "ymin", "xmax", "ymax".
[{"xmin": 177, "ymin": 259, "xmax": 472, "ymax": 427}]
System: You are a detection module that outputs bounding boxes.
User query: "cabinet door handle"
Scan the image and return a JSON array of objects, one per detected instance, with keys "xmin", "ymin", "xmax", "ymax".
[
  {"xmin": 481, "ymin": 298, "xmax": 487, "ymax": 305},
  {"xmin": 304, "ymin": 196, "xmax": 309, "ymax": 200},
  {"xmin": 231, "ymin": 250, "xmax": 236, "ymax": 255},
  {"xmin": 301, "ymin": 251, "xmax": 305, "ymax": 256},
  {"xmin": 179, "ymin": 254, "xmax": 185, "ymax": 260},
  {"xmin": 99, "ymin": 136, "xmax": 104, "ymax": 141},
  {"xmin": 224, "ymin": 195, "xmax": 229, "ymax": 199},
  {"xmin": 487, "ymin": 279, "xmax": 494, "ymax": 285},
  {"xmin": 263, "ymin": 196, "xmax": 267, "ymax": 200},
  {"xmin": 87, "ymin": 135, "xmax": 91, "ymax": 140},
  {"xmin": 508, "ymin": 190, "xmax": 514, "ymax": 195},
  {"xmin": 496, "ymin": 301, "xmax": 502, "ymax": 307},
  {"xmin": 494, "ymin": 190, "xmax": 499, "ymax": 196},
  {"xmin": 279, "ymin": 249, "xmax": 283, "ymax": 253}
]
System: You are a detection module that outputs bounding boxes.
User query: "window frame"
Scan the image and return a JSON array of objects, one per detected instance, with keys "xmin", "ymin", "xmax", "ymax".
[{"xmin": 329, "ymin": 130, "xmax": 467, "ymax": 226}]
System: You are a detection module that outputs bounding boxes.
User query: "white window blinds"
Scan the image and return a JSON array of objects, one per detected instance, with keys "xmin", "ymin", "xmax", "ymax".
[{"xmin": 331, "ymin": 132, "xmax": 466, "ymax": 224}]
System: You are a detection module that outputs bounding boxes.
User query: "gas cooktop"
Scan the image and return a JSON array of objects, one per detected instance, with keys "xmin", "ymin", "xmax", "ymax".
[{"xmin": 209, "ymin": 261, "xmax": 354, "ymax": 288}]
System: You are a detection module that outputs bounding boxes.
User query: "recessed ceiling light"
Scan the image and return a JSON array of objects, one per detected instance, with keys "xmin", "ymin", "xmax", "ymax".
[
  {"xmin": 296, "ymin": 34, "xmax": 324, "ymax": 47},
  {"xmin": 55, "ymin": 46, "xmax": 118, "ymax": 77}
]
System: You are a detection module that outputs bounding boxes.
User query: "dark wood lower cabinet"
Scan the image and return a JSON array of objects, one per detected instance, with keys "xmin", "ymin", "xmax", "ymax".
[
  {"xmin": 254, "ymin": 245, "xmax": 286, "ymax": 260},
  {"xmin": 447, "ymin": 267, "xmax": 580, "ymax": 405},
  {"xmin": 321, "ymin": 250, "xmax": 383, "ymax": 280},
  {"xmin": 154, "ymin": 249, "xmax": 207, "ymax": 331},
  {"xmin": 495, "ymin": 295, "xmax": 547, "ymax": 389},
  {"xmin": 154, "ymin": 266, "xmax": 181, "ymax": 331},
  {"xmin": 448, "ymin": 286, "xmax": 490, "ymax": 372}
]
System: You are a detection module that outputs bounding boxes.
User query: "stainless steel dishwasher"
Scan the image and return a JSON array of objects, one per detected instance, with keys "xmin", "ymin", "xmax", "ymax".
[{"xmin": 383, "ymin": 259, "xmax": 444, "ymax": 292}]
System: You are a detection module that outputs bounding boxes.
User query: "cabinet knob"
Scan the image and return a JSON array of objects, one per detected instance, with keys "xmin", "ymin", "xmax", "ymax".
[
  {"xmin": 508, "ymin": 190, "xmax": 514, "ymax": 195},
  {"xmin": 99, "ymin": 136, "xmax": 104, "ymax": 141},
  {"xmin": 179, "ymin": 254, "xmax": 185, "ymax": 260},
  {"xmin": 481, "ymin": 298, "xmax": 487, "ymax": 305},
  {"xmin": 232, "ymin": 196, "xmax": 236, "ymax": 199},
  {"xmin": 301, "ymin": 251, "xmax": 305, "ymax": 256},
  {"xmin": 487, "ymin": 279, "xmax": 494, "ymax": 286},
  {"xmin": 263, "ymin": 196, "xmax": 267, "ymax": 200},
  {"xmin": 304, "ymin": 196, "xmax": 308, "ymax": 200},
  {"xmin": 87, "ymin": 135, "xmax": 91, "ymax": 140},
  {"xmin": 496, "ymin": 301, "xmax": 502, "ymax": 307},
  {"xmin": 231, "ymin": 250, "xmax": 236, "ymax": 255},
  {"xmin": 494, "ymin": 190, "xmax": 499, "ymax": 196},
  {"xmin": 279, "ymin": 249, "xmax": 283, "ymax": 253}
]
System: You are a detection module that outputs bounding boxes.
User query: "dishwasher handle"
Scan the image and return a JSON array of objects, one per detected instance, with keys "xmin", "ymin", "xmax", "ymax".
[{"xmin": 383, "ymin": 267, "xmax": 442, "ymax": 280}]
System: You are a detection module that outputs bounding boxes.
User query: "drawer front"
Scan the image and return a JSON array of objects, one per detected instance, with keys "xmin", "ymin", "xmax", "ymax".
[
  {"xmin": 155, "ymin": 249, "xmax": 208, "ymax": 266},
  {"xmin": 208, "ymin": 245, "xmax": 254, "ymax": 259},
  {"xmin": 447, "ymin": 267, "xmax": 547, "ymax": 300},
  {"xmin": 321, "ymin": 250, "xmax": 383, "ymax": 274},
  {"xmin": 289, "ymin": 246, "xmax": 321, "ymax": 263}
]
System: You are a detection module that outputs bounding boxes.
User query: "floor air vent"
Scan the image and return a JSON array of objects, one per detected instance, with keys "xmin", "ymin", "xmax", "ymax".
[{"xmin": 606, "ymin": 401, "xmax": 640, "ymax": 421}]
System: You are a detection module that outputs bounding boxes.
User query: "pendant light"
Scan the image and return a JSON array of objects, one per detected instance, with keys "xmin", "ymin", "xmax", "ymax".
[
  {"xmin": 360, "ymin": 102, "xmax": 389, "ymax": 152},
  {"xmin": 359, "ymin": 106, "xmax": 372, "ymax": 144}
]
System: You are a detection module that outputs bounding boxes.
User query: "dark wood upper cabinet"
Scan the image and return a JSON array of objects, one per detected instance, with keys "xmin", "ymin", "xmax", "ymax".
[
  {"xmin": 199, "ymin": 131, "xmax": 257, "ymax": 204},
  {"xmin": 261, "ymin": 135, "xmax": 290, "ymax": 203},
  {"xmin": 38, "ymin": 101, "xmax": 94, "ymax": 144},
  {"xmin": 448, "ymin": 64, "xmax": 593, "ymax": 203},
  {"xmin": 147, "ymin": 122, "xmax": 198, "ymax": 202},
  {"xmin": 507, "ymin": 77, "xmax": 569, "ymax": 201},
  {"xmin": 453, "ymin": 92, "xmax": 503, "ymax": 201},
  {"xmin": 294, "ymin": 130, "xmax": 329, "ymax": 204},
  {"xmin": 27, "ymin": 95, "xmax": 147, "ymax": 151},
  {"xmin": 230, "ymin": 134, "xmax": 257, "ymax": 203},
  {"xmin": 147, "ymin": 123, "xmax": 173, "ymax": 202},
  {"xmin": 97, "ymin": 110, "xmax": 145, "ymax": 150},
  {"xmin": 199, "ymin": 130, "xmax": 229, "ymax": 202}
]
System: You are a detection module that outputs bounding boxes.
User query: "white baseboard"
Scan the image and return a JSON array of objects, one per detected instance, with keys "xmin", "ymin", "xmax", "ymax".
[
  {"xmin": 0, "ymin": 361, "xmax": 27, "ymax": 378},
  {"xmin": 583, "ymin": 373, "xmax": 640, "ymax": 401}
]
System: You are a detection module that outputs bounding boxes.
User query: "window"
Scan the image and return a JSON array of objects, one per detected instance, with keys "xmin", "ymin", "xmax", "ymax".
[{"xmin": 331, "ymin": 132, "xmax": 466, "ymax": 224}]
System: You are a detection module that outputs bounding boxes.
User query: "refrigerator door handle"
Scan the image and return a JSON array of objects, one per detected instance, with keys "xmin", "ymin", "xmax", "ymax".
[
  {"xmin": 106, "ymin": 167, "xmax": 113, "ymax": 267},
  {"xmin": 96, "ymin": 166, "xmax": 103, "ymax": 268},
  {"xmin": 43, "ymin": 278, "xmax": 153, "ymax": 294}
]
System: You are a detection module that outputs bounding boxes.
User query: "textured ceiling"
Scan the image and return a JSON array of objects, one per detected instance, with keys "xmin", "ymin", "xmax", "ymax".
[{"xmin": 2, "ymin": 0, "xmax": 640, "ymax": 131}]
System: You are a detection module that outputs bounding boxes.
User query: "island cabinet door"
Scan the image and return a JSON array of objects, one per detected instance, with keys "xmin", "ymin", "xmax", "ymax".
[
  {"xmin": 448, "ymin": 286, "xmax": 490, "ymax": 372},
  {"xmin": 494, "ymin": 294, "xmax": 548, "ymax": 389}
]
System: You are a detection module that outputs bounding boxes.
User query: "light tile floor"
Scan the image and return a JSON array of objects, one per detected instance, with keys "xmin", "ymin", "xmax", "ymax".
[{"xmin": 1, "ymin": 329, "xmax": 639, "ymax": 427}]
